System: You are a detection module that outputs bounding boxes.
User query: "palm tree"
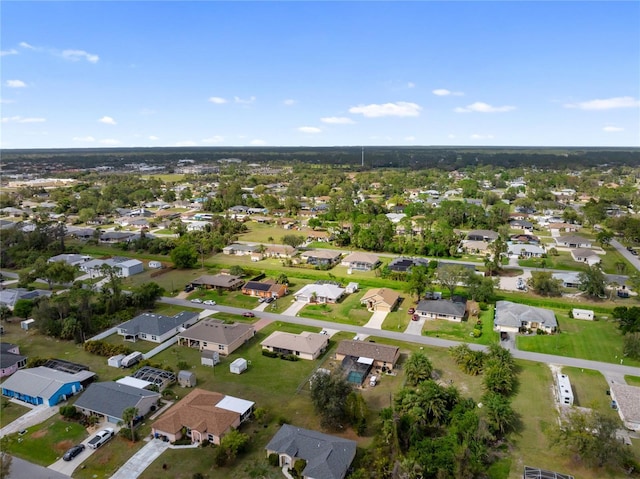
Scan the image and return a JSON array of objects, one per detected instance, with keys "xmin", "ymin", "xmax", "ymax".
[
  {"xmin": 121, "ymin": 407, "xmax": 139, "ymax": 442},
  {"xmin": 404, "ymin": 352, "xmax": 433, "ymax": 386}
]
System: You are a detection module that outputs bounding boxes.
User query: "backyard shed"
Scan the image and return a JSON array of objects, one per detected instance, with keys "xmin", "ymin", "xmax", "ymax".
[
  {"xmin": 572, "ymin": 308, "xmax": 594, "ymax": 320},
  {"xmin": 108, "ymin": 354, "xmax": 126, "ymax": 368},
  {"xmin": 201, "ymin": 350, "xmax": 220, "ymax": 367},
  {"xmin": 148, "ymin": 260, "xmax": 163, "ymax": 269},
  {"xmin": 20, "ymin": 319, "xmax": 35, "ymax": 330},
  {"xmin": 178, "ymin": 370, "xmax": 197, "ymax": 388},
  {"xmin": 230, "ymin": 358, "xmax": 247, "ymax": 375}
]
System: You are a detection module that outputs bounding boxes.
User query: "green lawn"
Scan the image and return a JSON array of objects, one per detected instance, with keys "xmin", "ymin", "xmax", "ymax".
[
  {"xmin": 298, "ymin": 291, "xmax": 371, "ymax": 325},
  {"xmin": 625, "ymin": 375, "xmax": 640, "ymax": 386},
  {"xmin": 237, "ymin": 222, "xmax": 292, "ymax": 244},
  {"xmin": 421, "ymin": 307, "xmax": 499, "ymax": 345},
  {"xmin": 560, "ymin": 367, "xmax": 619, "ymax": 420},
  {"xmin": 0, "ymin": 399, "xmax": 30, "ymax": 428},
  {"xmin": 123, "ymin": 267, "xmax": 208, "ymax": 296},
  {"xmin": 100, "ymin": 332, "xmax": 158, "ymax": 354},
  {"xmin": 517, "ymin": 315, "xmax": 640, "ymax": 367},
  {"xmin": 2, "ymin": 417, "xmax": 87, "ymax": 465}
]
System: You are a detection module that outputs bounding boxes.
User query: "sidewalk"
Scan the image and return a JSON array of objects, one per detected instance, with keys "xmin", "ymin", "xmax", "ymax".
[{"xmin": 108, "ymin": 438, "xmax": 170, "ymax": 479}]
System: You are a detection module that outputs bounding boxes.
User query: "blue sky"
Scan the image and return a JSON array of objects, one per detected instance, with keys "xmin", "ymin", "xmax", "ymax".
[{"xmin": 2, "ymin": 1, "xmax": 639, "ymax": 149}]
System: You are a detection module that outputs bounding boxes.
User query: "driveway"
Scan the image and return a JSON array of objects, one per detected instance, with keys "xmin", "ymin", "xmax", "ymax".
[
  {"xmin": 108, "ymin": 438, "xmax": 170, "ymax": 479},
  {"xmin": 499, "ymin": 270, "xmax": 532, "ymax": 292},
  {"xmin": 0, "ymin": 404, "xmax": 59, "ymax": 438},
  {"xmin": 404, "ymin": 317, "xmax": 425, "ymax": 336},
  {"xmin": 282, "ymin": 300, "xmax": 307, "ymax": 317},
  {"xmin": 363, "ymin": 311, "xmax": 388, "ymax": 330}
]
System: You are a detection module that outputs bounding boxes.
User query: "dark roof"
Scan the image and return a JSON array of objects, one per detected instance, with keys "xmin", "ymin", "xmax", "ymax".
[
  {"xmin": 388, "ymin": 257, "xmax": 429, "ymax": 272},
  {"xmin": 0, "ymin": 343, "xmax": 26, "ymax": 369},
  {"xmin": 243, "ymin": 281, "xmax": 273, "ymax": 292},
  {"xmin": 416, "ymin": 299, "xmax": 466, "ymax": 317},
  {"xmin": 74, "ymin": 381, "xmax": 159, "ymax": 420},
  {"xmin": 101, "ymin": 231, "xmax": 135, "ymax": 240},
  {"xmin": 43, "ymin": 358, "xmax": 89, "ymax": 374},
  {"xmin": 119, "ymin": 311, "xmax": 199, "ymax": 337},
  {"xmin": 335, "ymin": 340, "xmax": 400, "ymax": 364},
  {"xmin": 265, "ymin": 424, "xmax": 356, "ymax": 479}
]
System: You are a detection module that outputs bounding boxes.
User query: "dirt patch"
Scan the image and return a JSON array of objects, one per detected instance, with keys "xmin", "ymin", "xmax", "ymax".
[
  {"xmin": 31, "ymin": 429, "xmax": 48, "ymax": 439},
  {"xmin": 55, "ymin": 439, "xmax": 74, "ymax": 453}
]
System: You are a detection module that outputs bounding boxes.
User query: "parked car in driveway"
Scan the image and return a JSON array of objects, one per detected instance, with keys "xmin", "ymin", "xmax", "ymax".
[
  {"xmin": 411, "ymin": 314, "xmax": 419, "ymax": 321},
  {"xmin": 407, "ymin": 308, "xmax": 415, "ymax": 314},
  {"xmin": 63, "ymin": 444, "xmax": 86, "ymax": 461}
]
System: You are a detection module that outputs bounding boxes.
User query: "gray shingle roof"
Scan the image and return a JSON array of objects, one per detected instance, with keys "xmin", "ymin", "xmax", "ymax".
[
  {"xmin": 74, "ymin": 381, "xmax": 159, "ymax": 421},
  {"xmin": 416, "ymin": 299, "xmax": 466, "ymax": 317},
  {"xmin": 0, "ymin": 367, "xmax": 95, "ymax": 400},
  {"xmin": 265, "ymin": 424, "xmax": 356, "ymax": 479},
  {"xmin": 119, "ymin": 311, "xmax": 199, "ymax": 337},
  {"xmin": 494, "ymin": 301, "xmax": 557, "ymax": 330}
]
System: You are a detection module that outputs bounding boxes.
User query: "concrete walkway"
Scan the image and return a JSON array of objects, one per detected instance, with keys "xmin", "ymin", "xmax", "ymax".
[
  {"xmin": 363, "ymin": 310, "xmax": 388, "ymax": 329},
  {"xmin": 0, "ymin": 404, "xmax": 59, "ymax": 438},
  {"xmin": 108, "ymin": 438, "xmax": 170, "ymax": 479}
]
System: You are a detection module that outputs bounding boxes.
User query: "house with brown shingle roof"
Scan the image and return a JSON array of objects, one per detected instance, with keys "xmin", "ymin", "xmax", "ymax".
[
  {"xmin": 360, "ymin": 288, "xmax": 400, "ymax": 312},
  {"xmin": 335, "ymin": 340, "xmax": 400, "ymax": 371},
  {"xmin": 177, "ymin": 319, "xmax": 255, "ymax": 356},
  {"xmin": 152, "ymin": 388, "xmax": 254, "ymax": 444},
  {"xmin": 260, "ymin": 331, "xmax": 329, "ymax": 360},
  {"xmin": 341, "ymin": 252, "xmax": 381, "ymax": 271},
  {"xmin": 190, "ymin": 274, "xmax": 244, "ymax": 291}
]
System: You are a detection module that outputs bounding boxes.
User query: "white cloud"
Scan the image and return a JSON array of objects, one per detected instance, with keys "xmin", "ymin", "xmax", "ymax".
[
  {"xmin": 470, "ymin": 134, "xmax": 495, "ymax": 140},
  {"xmin": 0, "ymin": 49, "xmax": 18, "ymax": 57},
  {"xmin": 99, "ymin": 138, "xmax": 120, "ymax": 145},
  {"xmin": 564, "ymin": 96, "xmax": 640, "ymax": 110},
  {"xmin": 6, "ymin": 80, "xmax": 26, "ymax": 88},
  {"xmin": 455, "ymin": 102, "xmax": 515, "ymax": 113},
  {"xmin": 432, "ymin": 89, "xmax": 464, "ymax": 96},
  {"xmin": 603, "ymin": 126, "xmax": 624, "ymax": 132},
  {"xmin": 208, "ymin": 96, "xmax": 227, "ymax": 104},
  {"xmin": 1, "ymin": 116, "xmax": 46, "ymax": 124},
  {"xmin": 202, "ymin": 135, "xmax": 224, "ymax": 144},
  {"xmin": 320, "ymin": 116, "xmax": 355, "ymax": 124},
  {"xmin": 98, "ymin": 116, "xmax": 117, "ymax": 125},
  {"xmin": 73, "ymin": 136, "xmax": 95, "ymax": 142},
  {"xmin": 175, "ymin": 140, "xmax": 197, "ymax": 147},
  {"xmin": 0, "ymin": 98, "xmax": 15, "ymax": 104},
  {"xmin": 407, "ymin": 82, "xmax": 415, "ymax": 89},
  {"xmin": 298, "ymin": 126, "xmax": 322, "ymax": 134},
  {"xmin": 19, "ymin": 42, "xmax": 36, "ymax": 50},
  {"xmin": 234, "ymin": 96, "xmax": 256, "ymax": 105},
  {"xmin": 283, "ymin": 99, "xmax": 296, "ymax": 106},
  {"xmin": 349, "ymin": 101, "xmax": 422, "ymax": 118},
  {"xmin": 61, "ymin": 49, "xmax": 99, "ymax": 63},
  {"xmin": 250, "ymin": 139, "xmax": 266, "ymax": 146},
  {"xmin": 148, "ymin": 135, "xmax": 159, "ymax": 140},
  {"xmin": 404, "ymin": 136, "xmax": 416, "ymax": 141}
]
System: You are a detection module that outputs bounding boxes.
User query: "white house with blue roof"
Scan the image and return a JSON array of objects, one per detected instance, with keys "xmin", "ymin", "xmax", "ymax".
[{"xmin": 118, "ymin": 311, "xmax": 199, "ymax": 343}]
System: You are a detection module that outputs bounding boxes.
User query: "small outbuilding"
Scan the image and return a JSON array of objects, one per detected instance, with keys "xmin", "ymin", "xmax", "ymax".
[
  {"xmin": 230, "ymin": 358, "xmax": 247, "ymax": 375},
  {"xmin": 201, "ymin": 350, "xmax": 220, "ymax": 367},
  {"xmin": 178, "ymin": 370, "xmax": 197, "ymax": 388},
  {"xmin": 108, "ymin": 354, "xmax": 126, "ymax": 368},
  {"xmin": 572, "ymin": 308, "xmax": 594, "ymax": 321},
  {"xmin": 20, "ymin": 319, "xmax": 35, "ymax": 331},
  {"xmin": 148, "ymin": 260, "xmax": 163, "ymax": 269}
]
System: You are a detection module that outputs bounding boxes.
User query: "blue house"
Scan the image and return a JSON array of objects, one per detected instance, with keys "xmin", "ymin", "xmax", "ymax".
[{"xmin": 1, "ymin": 366, "xmax": 95, "ymax": 406}]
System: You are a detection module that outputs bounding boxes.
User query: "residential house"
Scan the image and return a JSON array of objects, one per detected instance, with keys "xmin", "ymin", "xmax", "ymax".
[
  {"xmin": 260, "ymin": 331, "xmax": 329, "ymax": 360},
  {"xmin": 80, "ymin": 257, "xmax": 144, "ymax": 278},
  {"xmin": 300, "ymin": 250, "xmax": 342, "ymax": 267},
  {"xmin": 509, "ymin": 219, "xmax": 534, "ymax": 232},
  {"xmin": 335, "ymin": 340, "xmax": 400, "ymax": 371},
  {"xmin": 341, "ymin": 252, "xmax": 381, "ymax": 271},
  {"xmin": 265, "ymin": 424, "xmax": 357, "ymax": 479},
  {"xmin": 242, "ymin": 280, "xmax": 287, "ymax": 299},
  {"xmin": 0, "ymin": 288, "xmax": 52, "ymax": 310},
  {"xmin": 1, "ymin": 366, "xmax": 95, "ymax": 406},
  {"xmin": 117, "ymin": 311, "xmax": 199, "ymax": 343},
  {"xmin": 0, "ymin": 343, "xmax": 27, "ymax": 378},
  {"xmin": 360, "ymin": 288, "xmax": 400, "ymax": 312},
  {"xmin": 190, "ymin": 274, "xmax": 244, "ymax": 291},
  {"xmin": 510, "ymin": 233, "xmax": 540, "ymax": 244},
  {"xmin": 263, "ymin": 244, "xmax": 297, "ymax": 258},
  {"xmin": 555, "ymin": 235, "xmax": 593, "ymax": 249},
  {"xmin": 609, "ymin": 383, "xmax": 640, "ymax": 431},
  {"xmin": 388, "ymin": 257, "xmax": 429, "ymax": 273},
  {"xmin": 466, "ymin": 230, "xmax": 499, "ymax": 242},
  {"xmin": 177, "ymin": 319, "xmax": 255, "ymax": 356},
  {"xmin": 494, "ymin": 300, "xmax": 557, "ymax": 334},
  {"xmin": 305, "ymin": 230, "xmax": 333, "ymax": 242},
  {"xmin": 461, "ymin": 240, "xmax": 491, "ymax": 256},
  {"xmin": 571, "ymin": 248, "xmax": 601, "ymax": 266},
  {"xmin": 548, "ymin": 223, "xmax": 580, "ymax": 234},
  {"xmin": 222, "ymin": 243, "xmax": 260, "ymax": 256},
  {"xmin": 47, "ymin": 253, "xmax": 92, "ymax": 267},
  {"xmin": 506, "ymin": 241, "xmax": 545, "ymax": 258},
  {"xmin": 416, "ymin": 299, "xmax": 467, "ymax": 322},
  {"xmin": 74, "ymin": 381, "xmax": 160, "ymax": 424},
  {"xmin": 100, "ymin": 231, "xmax": 136, "ymax": 243},
  {"xmin": 293, "ymin": 283, "xmax": 345, "ymax": 304},
  {"xmin": 552, "ymin": 272, "xmax": 581, "ymax": 288},
  {"xmin": 152, "ymin": 388, "xmax": 254, "ymax": 444}
]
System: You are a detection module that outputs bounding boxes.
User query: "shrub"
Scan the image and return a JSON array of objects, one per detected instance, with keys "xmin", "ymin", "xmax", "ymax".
[
  {"xmin": 277, "ymin": 416, "xmax": 288, "ymax": 426},
  {"xmin": 479, "ymin": 302, "xmax": 488, "ymax": 311},
  {"xmin": 60, "ymin": 405, "xmax": 78, "ymax": 420},
  {"xmin": 281, "ymin": 354, "xmax": 299, "ymax": 362},
  {"xmin": 177, "ymin": 360, "xmax": 189, "ymax": 370},
  {"xmin": 293, "ymin": 459, "xmax": 307, "ymax": 478},
  {"xmin": 472, "ymin": 328, "xmax": 482, "ymax": 338},
  {"xmin": 119, "ymin": 427, "xmax": 138, "ymax": 441},
  {"xmin": 268, "ymin": 453, "xmax": 280, "ymax": 467},
  {"xmin": 262, "ymin": 350, "xmax": 279, "ymax": 358},
  {"xmin": 83, "ymin": 340, "xmax": 132, "ymax": 357}
]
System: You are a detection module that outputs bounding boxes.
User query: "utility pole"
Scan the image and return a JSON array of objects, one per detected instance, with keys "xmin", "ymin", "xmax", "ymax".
[{"xmin": 361, "ymin": 147, "xmax": 364, "ymax": 167}]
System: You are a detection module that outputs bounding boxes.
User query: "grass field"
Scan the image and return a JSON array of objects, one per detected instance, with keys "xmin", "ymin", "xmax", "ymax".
[
  {"xmin": 560, "ymin": 367, "xmax": 619, "ymax": 420},
  {"xmin": 422, "ymin": 306, "xmax": 499, "ymax": 345},
  {"xmin": 625, "ymin": 375, "xmax": 640, "ymax": 386},
  {"xmin": 516, "ymin": 314, "xmax": 640, "ymax": 367},
  {"xmin": 0, "ymin": 400, "xmax": 30, "ymax": 428},
  {"xmin": 299, "ymin": 290, "xmax": 372, "ymax": 325}
]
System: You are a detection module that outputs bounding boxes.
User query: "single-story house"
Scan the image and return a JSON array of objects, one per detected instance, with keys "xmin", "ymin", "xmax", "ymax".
[
  {"xmin": 293, "ymin": 283, "xmax": 346, "ymax": 304},
  {"xmin": 305, "ymin": 230, "xmax": 333, "ymax": 242},
  {"xmin": 510, "ymin": 219, "xmax": 534, "ymax": 232},
  {"xmin": 341, "ymin": 252, "xmax": 381, "ymax": 271},
  {"xmin": 1, "ymin": 366, "xmax": 95, "ymax": 406},
  {"xmin": 300, "ymin": 250, "xmax": 342, "ymax": 267},
  {"xmin": 571, "ymin": 248, "xmax": 601, "ymax": 266},
  {"xmin": 552, "ymin": 272, "xmax": 581, "ymax": 288},
  {"xmin": 335, "ymin": 340, "xmax": 400, "ymax": 371},
  {"xmin": 388, "ymin": 257, "xmax": 429, "ymax": 273},
  {"xmin": 74, "ymin": 381, "xmax": 160, "ymax": 424},
  {"xmin": 117, "ymin": 311, "xmax": 199, "ymax": 343},
  {"xmin": 510, "ymin": 233, "xmax": 540, "ymax": 244},
  {"xmin": 507, "ymin": 241, "xmax": 546, "ymax": 258},
  {"xmin": 47, "ymin": 253, "xmax": 92, "ymax": 267},
  {"xmin": 100, "ymin": 231, "xmax": 136, "ymax": 243},
  {"xmin": 242, "ymin": 280, "xmax": 288, "ymax": 299},
  {"xmin": 461, "ymin": 240, "xmax": 491, "ymax": 256},
  {"xmin": 494, "ymin": 300, "xmax": 557, "ymax": 334},
  {"xmin": 80, "ymin": 257, "xmax": 144, "ymax": 278},
  {"xmin": 152, "ymin": 388, "xmax": 254, "ymax": 444},
  {"xmin": 177, "ymin": 319, "xmax": 255, "ymax": 356},
  {"xmin": 0, "ymin": 343, "xmax": 27, "ymax": 378},
  {"xmin": 360, "ymin": 288, "xmax": 400, "ymax": 312},
  {"xmin": 263, "ymin": 245, "xmax": 297, "ymax": 258},
  {"xmin": 572, "ymin": 308, "xmax": 594, "ymax": 320},
  {"xmin": 555, "ymin": 235, "xmax": 593, "ymax": 249},
  {"xmin": 548, "ymin": 223, "xmax": 580, "ymax": 234},
  {"xmin": 609, "ymin": 383, "xmax": 640, "ymax": 431},
  {"xmin": 222, "ymin": 243, "xmax": 260, "ymax": 256},
  {"xmin": 466, "ymin": 229, "xmax": 499, "ymax": 242},
  {"xmin": 416, "ymin": 299, "xmax": 467, "ymax": 322},
  {"xmin": 190, "ymin": 274, "xmax": 244, "ymax": 291},
  {"xmin": 261, "ymin": 331, "xmax": 329, "ymax": 360},
  {"xmin": 265, "ymin": 424, "xmax": 357, "ymax": 479},
  {"xmin": 0, "ymin": 288, "xmax": 52, "ymax": 310}
]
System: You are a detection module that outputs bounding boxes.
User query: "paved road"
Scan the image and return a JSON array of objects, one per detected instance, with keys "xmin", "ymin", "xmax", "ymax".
[
  {"xmin": 5, "ymin": 456, "xmax": 70, "ymax": 479},
  {"xmin": 160, "ymin": 297, "xmax": 640, "ymax": 377},
  {"xmin": 611, "ymin": 238, "xmax": 640, "ymax": 273}
]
